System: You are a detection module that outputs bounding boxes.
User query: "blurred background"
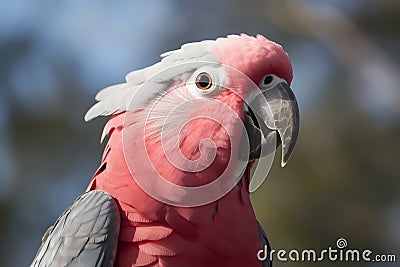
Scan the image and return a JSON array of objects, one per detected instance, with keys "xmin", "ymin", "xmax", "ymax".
[{"xmin": 0, "ymin": 0, "xmax": 399, "ymax": 266}]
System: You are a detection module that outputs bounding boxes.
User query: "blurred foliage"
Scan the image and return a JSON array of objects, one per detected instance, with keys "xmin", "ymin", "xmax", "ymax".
[{"xmin": 0, "ymin": 0, "xmax": 399, "ymax": 266}]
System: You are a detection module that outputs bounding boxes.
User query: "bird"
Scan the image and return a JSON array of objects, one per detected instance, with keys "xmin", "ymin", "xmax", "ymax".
[{"xmin": 31, "ymin": 33, "xmax": 299, "ymax": 267}]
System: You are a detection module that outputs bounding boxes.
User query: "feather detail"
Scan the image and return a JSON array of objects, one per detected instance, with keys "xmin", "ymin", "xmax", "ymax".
[
  {"xmin": 84, "ymin": 83, "xmax": 133, "ymax": 122},
  {"xmin": 30, "ymin": 191, "xmax": 120, "ymax": 267},
  {"xmin": 138, "ymin": 233, "xmax": 185, "ymax": 257},
  {"xmin": 116, "ymin": 242, "xmax": 158, "ymax": 267},
  {"xmin": 119, "ymin": 225, "xmax": 173, "ymax": 242}
]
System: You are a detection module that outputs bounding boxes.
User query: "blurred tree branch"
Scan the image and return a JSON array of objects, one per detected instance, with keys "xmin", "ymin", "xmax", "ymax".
[{"xmin": 267, "ymin": 0, "xmax": 400, "ymax": 71}]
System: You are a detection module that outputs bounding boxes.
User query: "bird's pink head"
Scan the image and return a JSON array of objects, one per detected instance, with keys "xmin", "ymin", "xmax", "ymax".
[{"xmin": 213, "ymin": 34, "xmax": 292, "ymax": 90}]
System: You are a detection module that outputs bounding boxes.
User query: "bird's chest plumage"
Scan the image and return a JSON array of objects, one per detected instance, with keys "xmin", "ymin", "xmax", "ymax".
[{"xmin": 87, "ymin": 114, "xmax": 262, "ymax": 267}]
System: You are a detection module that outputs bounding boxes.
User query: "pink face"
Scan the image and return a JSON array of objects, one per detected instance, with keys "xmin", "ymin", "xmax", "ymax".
[{"xmin": 138, "ymin": 34, "xmax": 295, "ymax": 175}]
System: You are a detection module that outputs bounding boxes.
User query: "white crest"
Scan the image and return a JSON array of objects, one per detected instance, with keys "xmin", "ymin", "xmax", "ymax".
[{"xmin": 84, "ymin": 39, "xmax": 221, "ymax": 122}]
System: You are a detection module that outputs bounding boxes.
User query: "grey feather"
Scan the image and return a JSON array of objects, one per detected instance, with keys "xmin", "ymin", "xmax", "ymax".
[
  {"xmin": 31, "ymin": 190, "xmax": 120, "ymax": 267},
  {"xmin": 258, "ymin": 222, "xmax": 273, "ymax": 267}
]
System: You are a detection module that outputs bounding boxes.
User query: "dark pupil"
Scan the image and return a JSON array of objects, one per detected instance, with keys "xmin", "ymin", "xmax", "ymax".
[
  {"xmin": 263, "ymin": 75, "xmax": 273, "ymax": 85},
  {"xmin": 198, "ymin": 75, "xmax": 210, "ymax": 88}
]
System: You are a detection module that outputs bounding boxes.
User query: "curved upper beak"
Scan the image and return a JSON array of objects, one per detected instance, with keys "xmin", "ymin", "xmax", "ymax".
[{"xmin": 243, "ymin": 81, "xmax": 299, "ymax": 167}]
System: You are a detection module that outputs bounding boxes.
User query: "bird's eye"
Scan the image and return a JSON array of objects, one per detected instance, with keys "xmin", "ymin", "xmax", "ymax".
[
  {"xmin": 186, "ymin": 66, "xmax": 225, "ymax": 96},
  {"xmin": 195, "ymin": 72, "xmax": 212, "ymax": 90},
  {"xmin": 263, "ymin": 75, "xmax": 274, "ymax": 86}
]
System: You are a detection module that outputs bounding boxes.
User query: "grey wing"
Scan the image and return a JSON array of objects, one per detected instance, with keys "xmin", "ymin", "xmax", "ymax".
[
  {"xmin": 258, "ymin": 222, "xmax": 273, "ymax": 267},
  {"xmin": 31, "ymin": 190, "xmax": 121, "ymax": 267}
]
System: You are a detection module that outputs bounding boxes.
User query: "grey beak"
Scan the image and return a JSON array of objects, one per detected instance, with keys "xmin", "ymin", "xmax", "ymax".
[{"xmin": 243, "ymin": 81, "xmax": 299, "ymax": 167}]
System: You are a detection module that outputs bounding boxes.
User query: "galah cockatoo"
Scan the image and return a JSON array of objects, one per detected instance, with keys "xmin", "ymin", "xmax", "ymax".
[{"xmin": 31, "ymin": 34, "xmax": 299, "ymax": 267}]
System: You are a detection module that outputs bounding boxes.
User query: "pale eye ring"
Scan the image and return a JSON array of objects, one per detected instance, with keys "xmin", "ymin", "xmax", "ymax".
[
  {"xmin": 195, "ymin": 72, "xmax": 212, "ymax": 90},
  {"xmin": 263, "ymin": 75, "xmax": 274, "ymax": 86}
]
